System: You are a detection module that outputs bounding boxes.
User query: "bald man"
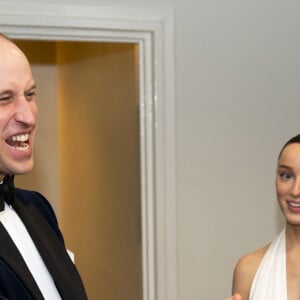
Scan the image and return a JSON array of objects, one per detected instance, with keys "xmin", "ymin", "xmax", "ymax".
[{"xmin": 0, "ymin": 34, "xmax": 87, "ymax": 299}]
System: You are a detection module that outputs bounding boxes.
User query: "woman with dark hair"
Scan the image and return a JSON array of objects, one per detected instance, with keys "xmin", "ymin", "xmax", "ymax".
[{"xmin": 227, "ymin": 134, "xmax": 300, "ymax": 300}]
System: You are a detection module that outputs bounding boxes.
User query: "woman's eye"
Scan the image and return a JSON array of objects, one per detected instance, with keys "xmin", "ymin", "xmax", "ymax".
[{"xmin": 280, "ymin": 173, "xmax": 292, "ymax": 181}]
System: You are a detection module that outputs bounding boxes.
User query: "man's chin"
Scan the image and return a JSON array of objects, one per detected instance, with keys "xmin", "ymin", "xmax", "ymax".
[
  {"xmin": 14, "ymin": 166, "xmax": 34, "ymax": 175},
  {"xmin": 5, "ymin": 161, "xmax": 34, "ymax": 176}
]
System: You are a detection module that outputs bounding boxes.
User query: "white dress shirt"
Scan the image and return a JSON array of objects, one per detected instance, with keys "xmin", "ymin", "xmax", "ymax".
[{"xmin": 0, "ymin": 202, "xmax": 61, "ymax": 299}]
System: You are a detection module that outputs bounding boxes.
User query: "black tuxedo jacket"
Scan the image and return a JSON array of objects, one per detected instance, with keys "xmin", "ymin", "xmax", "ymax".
[{"xmin": 0, "ymin": 189, "xmax": 87, "ymax": 300}]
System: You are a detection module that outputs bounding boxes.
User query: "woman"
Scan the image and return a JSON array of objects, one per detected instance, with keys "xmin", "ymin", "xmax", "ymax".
[{"xmin": 227, "ymin": 134, "xmax": 300, "ymax": 300}]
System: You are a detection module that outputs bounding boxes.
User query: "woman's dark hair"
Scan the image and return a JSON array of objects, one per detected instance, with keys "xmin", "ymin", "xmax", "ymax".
[{"xmin": 278, "ymin": 134, "xmax": 300, "ymax": 159}]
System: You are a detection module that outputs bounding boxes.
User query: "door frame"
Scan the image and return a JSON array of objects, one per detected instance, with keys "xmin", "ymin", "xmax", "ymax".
[{"xmin": 0, "ymin": 3, "xmax": 177, "ymax": 300}]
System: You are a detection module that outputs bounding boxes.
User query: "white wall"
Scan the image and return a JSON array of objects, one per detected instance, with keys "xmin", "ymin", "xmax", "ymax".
[
  {"xmin": 7, "ymin": 0, "xmax": 300, "ymax": 299},
  {"xmin": 174, "ymin": 1, "xmax": 300, "ymax": 299}
]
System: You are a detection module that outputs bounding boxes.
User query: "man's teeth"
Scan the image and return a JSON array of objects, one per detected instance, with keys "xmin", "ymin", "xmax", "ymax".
[
  {"xmin": 15, "ymin": 145, "xmax": 30, "ymax": 151},
  {"xmin": 7, "ymin": 134, "xmax": 30, "ymax": 151},
  {"xmin": 289, "ymin": 201, "xmax": 300, "ymax": 208},
  {"xmin": 11, "ymin": 134, "xmax": 29, "ymax": 142}
]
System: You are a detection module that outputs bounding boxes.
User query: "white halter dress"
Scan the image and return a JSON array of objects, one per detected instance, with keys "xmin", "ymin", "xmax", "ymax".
[{"xmin": 249, "ymin": 229, "xmax": 287, "ymax": 299}]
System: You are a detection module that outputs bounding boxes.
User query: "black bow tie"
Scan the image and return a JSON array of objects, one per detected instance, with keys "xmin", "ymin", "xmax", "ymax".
[{"xmin": 0, "ymin": 175, "xmax": 16, "ymax": 211}]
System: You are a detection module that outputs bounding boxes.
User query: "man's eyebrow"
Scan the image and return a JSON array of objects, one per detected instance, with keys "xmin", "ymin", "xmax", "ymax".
[
  {"xmin": 27, "ymin": 83, "xmax": 37, "ymax": 90},
  {"xmin": 0, "ymin": 84, "xmax": 37, "ymax": 94},
  {"xmin": 0, "ymin": 89, "xmax": 14, "ymax": 95}
]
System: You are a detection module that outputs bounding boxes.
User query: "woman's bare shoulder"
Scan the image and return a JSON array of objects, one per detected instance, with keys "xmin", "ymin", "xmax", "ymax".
[
  {"xmin": 235, "ymin": 244, "xmax": 270, "ymax": 274},
  {"xmin": 232, "ymin": 244, "xmax": 270, "ymax": 299}
]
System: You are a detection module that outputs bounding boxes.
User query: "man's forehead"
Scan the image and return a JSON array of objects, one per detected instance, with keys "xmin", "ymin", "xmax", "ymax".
[
  {"xmin": 0, "ymin": 36, "xmax": 25, "ymax": 57},
  {"xmin": 0, "ymin": 40, "xmax": 34, "ymax": 91},
  {"xmin": 0, "ymin": 39, "xmax": 29, "ymax": 66},
  {"xmin": 0, "ymin": 35, "xmax": 13, "ymax": 46}
]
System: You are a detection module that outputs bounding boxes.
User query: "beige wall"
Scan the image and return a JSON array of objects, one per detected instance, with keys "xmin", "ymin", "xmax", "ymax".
[
  {"xmin": 14, "ymin": 41, "xmax": 60, "ymax": 213},
  {"xmin": 14, "ymin": 40, "xmax": 142, "ymax": 300},
  {"xmin": 57, "ymin": 42, "xmax": 142, "ymax": 300}
]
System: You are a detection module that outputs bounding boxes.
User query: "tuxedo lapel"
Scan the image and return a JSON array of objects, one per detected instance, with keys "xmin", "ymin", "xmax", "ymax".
[
  {"xmin": 0, "ymin": 222, "xmax": 44, "ymax": 299},
  {"xmin": 13, "ymin": 196, "xmax": 88, "ymax": 300}
]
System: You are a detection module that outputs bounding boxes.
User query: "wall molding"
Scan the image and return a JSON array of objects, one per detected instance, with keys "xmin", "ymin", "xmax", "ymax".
[{"xmin": 0, "ymin": 4, "xmax": 177, "ymax": 300}]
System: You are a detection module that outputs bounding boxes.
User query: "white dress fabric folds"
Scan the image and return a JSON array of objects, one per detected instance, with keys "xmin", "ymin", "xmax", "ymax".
[{"xmin": 249, "ymin": 230, "xmax": 287, "ymax": 300}]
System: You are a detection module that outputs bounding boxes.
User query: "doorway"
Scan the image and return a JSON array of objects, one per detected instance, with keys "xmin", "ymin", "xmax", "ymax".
[{"xmin": 14, "ymin": 40, "xmax": 142, "ymax": 300}]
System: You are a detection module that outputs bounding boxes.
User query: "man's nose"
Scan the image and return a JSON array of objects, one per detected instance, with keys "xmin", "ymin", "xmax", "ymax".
[{"xmin": 13, "ymin": 96, "xmax": 37, "ymax": 126}]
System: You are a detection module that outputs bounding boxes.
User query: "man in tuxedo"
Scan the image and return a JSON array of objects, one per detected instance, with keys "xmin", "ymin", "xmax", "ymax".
[{"xmin": 0, "ymin": 34, "xmax": 87, "ymax": 299}]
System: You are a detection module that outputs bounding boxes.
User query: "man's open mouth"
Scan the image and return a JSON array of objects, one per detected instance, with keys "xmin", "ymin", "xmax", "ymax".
[{"xmin": 6, "ymin": 133, "xmax": 30, "ymax": 151}]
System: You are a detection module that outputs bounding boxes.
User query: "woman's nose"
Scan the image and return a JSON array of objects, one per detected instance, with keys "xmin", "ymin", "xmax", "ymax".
[{"xmin": 291, "ymin": 180, "xmax": 300, "ymax": 197}]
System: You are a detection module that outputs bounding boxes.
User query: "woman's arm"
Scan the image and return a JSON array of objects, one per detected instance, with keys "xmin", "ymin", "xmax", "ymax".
[
  {"xmin": 230, "ymin": 245, "xmax": 268, "ymax": 300},
  {"xmin": 226, "ymin": 293, "xmax": 242, "ymax": 300}
]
